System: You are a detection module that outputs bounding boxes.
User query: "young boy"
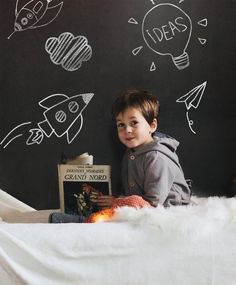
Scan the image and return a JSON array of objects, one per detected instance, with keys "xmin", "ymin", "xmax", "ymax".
[
  {"xmin": 96, "ymin": 89, "xmax": 191, "ymax": 209},
  {"xmin": 49, "ymin": 89, "xmax": 190, "ymax": 223}
]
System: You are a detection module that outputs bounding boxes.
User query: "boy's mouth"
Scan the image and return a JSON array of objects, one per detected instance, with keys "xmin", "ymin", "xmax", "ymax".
[
  {"xmin": 126, "ymin": 136, "xmax": 135, "ymax": 140},
  {"xmin": 125, "ymin": 137, "xmax": 135, "ymax": 143}
]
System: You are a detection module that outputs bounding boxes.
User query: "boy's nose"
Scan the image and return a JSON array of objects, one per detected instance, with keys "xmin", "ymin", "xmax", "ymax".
[{"xmin": 126, "ymin": 126, "xmax": 132, "ymax": 133}]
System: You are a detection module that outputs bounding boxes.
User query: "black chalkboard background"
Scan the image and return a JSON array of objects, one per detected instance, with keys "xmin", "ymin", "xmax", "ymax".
[{"xmin": 0, "ymin": 0, "xmax": 235, "ymax": 209}]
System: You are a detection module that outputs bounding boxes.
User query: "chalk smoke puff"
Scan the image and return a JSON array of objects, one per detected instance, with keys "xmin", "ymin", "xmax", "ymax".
[{"xmin": 45, "ymin": 32, "xmax": 92, "ymax": 71}]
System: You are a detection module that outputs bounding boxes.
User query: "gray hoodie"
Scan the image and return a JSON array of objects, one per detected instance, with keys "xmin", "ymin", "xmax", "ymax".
[{"xmin": 121, "ymin": 135, "xmax": 191, "ymax": 207}]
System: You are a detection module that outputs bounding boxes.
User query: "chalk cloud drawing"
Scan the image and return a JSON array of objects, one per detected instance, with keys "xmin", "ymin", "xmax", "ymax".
[
  {"xmin": 128, "ymin": 1, "xmax": 208, "ymax": 71},
  {"xmin": 45, "ymin": 32, "xmax": 92, "ymax": 71},
  {"xmin": 8, "ymin": 0, "xmax": 63, "ymax": 39},
  {"xmin": 0, "ymin": 93, "xmax": 94, "ymax": 148},
  {"xmin": 176, "ymin": 81, "xmax": 207, "ymax": 134}
]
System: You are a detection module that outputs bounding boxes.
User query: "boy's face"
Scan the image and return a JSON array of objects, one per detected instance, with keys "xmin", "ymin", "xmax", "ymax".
[{"xmin": 115, "ymin": 107, "xmax": 157, "ymax": 149}]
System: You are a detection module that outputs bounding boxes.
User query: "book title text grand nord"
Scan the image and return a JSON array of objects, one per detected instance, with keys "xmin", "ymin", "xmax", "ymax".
[{"xmin": 64, "ymin": 167, "xmax": 108, "ymax": 181}]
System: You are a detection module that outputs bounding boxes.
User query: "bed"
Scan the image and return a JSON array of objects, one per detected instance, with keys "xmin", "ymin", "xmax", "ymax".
[{"xmin": 0, "ymin": 190, "xmax": 236, "ymax": 285}]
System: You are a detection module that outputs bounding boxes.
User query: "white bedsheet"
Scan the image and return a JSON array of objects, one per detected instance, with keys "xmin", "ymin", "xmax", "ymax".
[
  {"xmin": 0, "ymin": 190, "xmax": 35, "ymax": 221},
  {"xmin": 0, "ymin": 197, "xmax": 236, "ymax": 285}
]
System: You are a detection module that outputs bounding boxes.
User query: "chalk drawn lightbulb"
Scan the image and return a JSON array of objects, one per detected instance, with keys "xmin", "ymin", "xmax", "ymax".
[{"xmin": 142, "ymin": 3, "xmax": 192, "ymax": 70}]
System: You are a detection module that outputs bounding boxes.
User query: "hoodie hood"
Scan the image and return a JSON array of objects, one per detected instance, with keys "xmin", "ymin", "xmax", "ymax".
[
  {"xmin": 128, "ymin": 135, "xmax": 181, "ymax": 169},
  {"xmin": 122, "ymin": 132, "xmax": 191, "ymax": 206}
]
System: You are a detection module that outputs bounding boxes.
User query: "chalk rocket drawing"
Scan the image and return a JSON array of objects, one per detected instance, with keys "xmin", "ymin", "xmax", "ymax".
[
  {"xmin": 45, "ymin": 32, "xmax": 92, "ymax": 71},
  {"xmin": 8, "ymin": 0, "xmax": 63, "ymax": 39},
  {"xmin": 0, "ymin": 93, "xmax": 94, "ymax": 148},
  {"xmin": 34, "ymin": 93, "xmax": 93, "ymax": 143},
  {"xmin": 176, "ymin": 81, "xmax": 207, "ymax": 134},
  {"xmin": 128, "ymin": 1, "xmax": 208, "ymax": 71}
]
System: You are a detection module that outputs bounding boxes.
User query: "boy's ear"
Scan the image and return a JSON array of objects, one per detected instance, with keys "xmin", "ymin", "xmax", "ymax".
[{"xmin": 150, "ymin": 118, "xmax": 158, "ymax": 133}]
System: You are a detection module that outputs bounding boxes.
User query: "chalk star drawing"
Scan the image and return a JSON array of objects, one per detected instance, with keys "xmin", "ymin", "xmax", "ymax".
[
  {"xmin": 8, "ymin": 0, "xmax": 63, "ymax": 39},
  {"xmin": 45, "ymin": 32, "xmax": 92, "ymax": 71},
  {"xmin": 0, "ymin": 92, "xmax": 94, "ymax": 148},
  {"xmin": 128, "ymin": 1, "xmax": 208, "ymax": 71},
  {"xmin": 176, "ymin": 81, "xmax": 207, "ymax": 134}
]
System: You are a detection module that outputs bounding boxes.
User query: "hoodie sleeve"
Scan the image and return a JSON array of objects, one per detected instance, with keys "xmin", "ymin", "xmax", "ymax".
[{"xmin": 143, "ymin": 151, "xmax": 175, "ymax": 206}]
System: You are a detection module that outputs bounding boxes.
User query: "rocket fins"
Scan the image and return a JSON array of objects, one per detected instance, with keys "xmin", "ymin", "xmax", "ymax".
[
  {"xmin": 39, "ymin": 93, "xmax": 68, "ymax": 109},
  {"xmin": 66, "ymin": 114, "xmax": 83, "ymax": 144},
  {"xmin": 31, "ymin": 1, "xmax": 63, "ymax": 28}
]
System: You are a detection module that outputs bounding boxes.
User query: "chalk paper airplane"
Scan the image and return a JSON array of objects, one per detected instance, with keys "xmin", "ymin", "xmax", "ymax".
[
  {"xmin": 176, "ymin": 81, "xmax": 207, "ymax": 110},
  {"xmin": 176, "ymin": 81, "xmax": 207, "ymax": 134}
]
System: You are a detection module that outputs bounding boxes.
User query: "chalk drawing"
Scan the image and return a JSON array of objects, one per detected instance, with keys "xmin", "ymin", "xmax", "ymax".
[
  {"xmin": 198, "ymin": 18, "xmax": 208, "ymax": 27},
  {"xmin": 132, "ymin": 46, "xmax": 143, "ymax": 56},
  {"xmin": 8, "ymin": 0, "xmax": 63, "ymax": 39},
  {"xmin": 129, "ymin": 2, "xmax": 208, "ymax": 71},
  {"xmin": 142, "ymin": 3, "xmax": 192, "ymax": 70},
  {"xmin": 150, "ymin": 62, "xmax": 156, "ymax": 71},
  {"xmin": 128, "ymin": 18, "xmax": 138, "ymax": 25},
  {"xmin": 0, "ymin": 122, "xmax": 32, "ymax": 149},
  {"xmin": 176, "ymin": 81, "xmax": 207, "ymax": 134},
  {"xmin": 1, "ymin": 93, "xmax": 94, "ymax": 148},
  {"xmin": 27, "ymin": 128, "xmax": 44, "ymax": 145},
  {"xmin": 45, "ymin": 32, "xmax": 92, "ymax": 71},
  {"xmin": 198, "ymin": 38, "xmax": 207, "ymax": 45},
  {"xmin": 197, "ymin": 18, "xmax": 207, "ymax": 45}
]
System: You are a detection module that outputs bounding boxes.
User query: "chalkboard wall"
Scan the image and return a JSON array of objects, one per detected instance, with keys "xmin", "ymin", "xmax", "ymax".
[{"xmin": 0, "ymin": 0, "xmax": 235, "ymax": 209}]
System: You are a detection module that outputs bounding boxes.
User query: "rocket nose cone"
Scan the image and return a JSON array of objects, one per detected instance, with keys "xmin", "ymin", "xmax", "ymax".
[
  {"xmin": 82, "ymin": 93, "xmax": 94, "ymax": 104},
  {"xmin": 15, "ymin": 22, "xmax": 22, "ymax": 31}
]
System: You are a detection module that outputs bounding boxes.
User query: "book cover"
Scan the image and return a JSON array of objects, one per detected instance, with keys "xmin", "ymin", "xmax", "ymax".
[{"xmin": 58, "ymin": 164, "xmax": 112, "ymax": 216}]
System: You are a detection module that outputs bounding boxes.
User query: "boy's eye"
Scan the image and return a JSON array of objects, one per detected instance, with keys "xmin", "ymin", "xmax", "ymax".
[
  {"xmin": 117, "ymin": 123, "xmax": 125, "ymax": 129},
  {"xmin": 130, "ymin": 120, "xmax": 138, "ymax": 127}
]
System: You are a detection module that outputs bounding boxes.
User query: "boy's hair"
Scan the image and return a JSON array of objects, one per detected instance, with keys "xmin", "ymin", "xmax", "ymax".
[{"xmin": 112, "ymin": 89, "xmax": 160, "ymax": 124}]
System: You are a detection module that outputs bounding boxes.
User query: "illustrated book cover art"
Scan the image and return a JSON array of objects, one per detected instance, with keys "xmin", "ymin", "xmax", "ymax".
[{"xmin": 58, "ymin": 164, "xmax": 112, "ymax": 216}]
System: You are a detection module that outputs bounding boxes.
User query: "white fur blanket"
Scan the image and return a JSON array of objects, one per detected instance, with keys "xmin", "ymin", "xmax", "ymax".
[{"xmin": 0, "ymin": 196, "xmax": 236, "ymax": 285}]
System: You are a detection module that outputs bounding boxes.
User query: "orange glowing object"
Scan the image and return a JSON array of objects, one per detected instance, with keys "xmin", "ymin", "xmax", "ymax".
[{"xmin": 87, "ymin": 208, "xmax": 114, "ymax": 223}]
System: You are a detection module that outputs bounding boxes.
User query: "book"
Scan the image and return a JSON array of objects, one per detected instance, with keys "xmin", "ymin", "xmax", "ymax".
[
  {"xmin": 58, "ymin": 164, "xmax": 112, "ymax": 216},
  {"xmin": 65, "ymin": 152, "xmax": 93, "ymax": 165}
]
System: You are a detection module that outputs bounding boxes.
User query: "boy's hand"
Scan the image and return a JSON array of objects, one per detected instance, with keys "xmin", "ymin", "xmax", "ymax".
[{"xmin": 96, "ymin": 195, "xmax": 115, "ymax": 209}]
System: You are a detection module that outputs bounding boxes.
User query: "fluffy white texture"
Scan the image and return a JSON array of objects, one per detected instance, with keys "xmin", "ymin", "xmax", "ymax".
[
  {"xmin": 0, "ymin": 196, "xmax": 236, "ymax": 285},
  {"xmin": 112, "ymin": 196, "xmax": 236, "ymax": 239}
]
